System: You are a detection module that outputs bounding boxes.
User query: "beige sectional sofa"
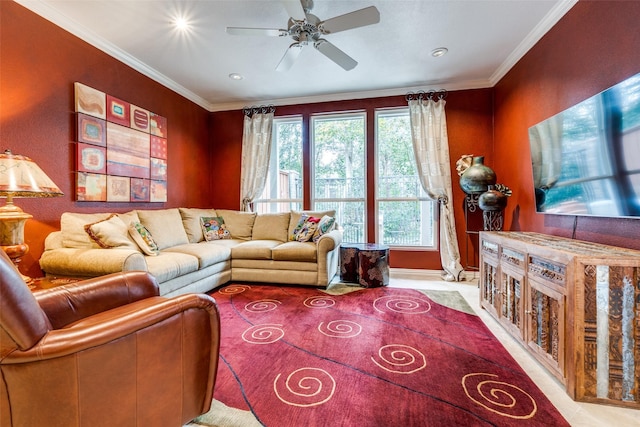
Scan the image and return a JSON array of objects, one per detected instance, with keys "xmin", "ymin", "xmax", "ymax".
[{"xmin": 39, "ymin": 208, "xmax": 342, "ymax": 296}]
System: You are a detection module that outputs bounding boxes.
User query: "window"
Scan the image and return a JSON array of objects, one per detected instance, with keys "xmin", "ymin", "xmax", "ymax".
[
  {"xmin": 253, "ymin": 117, "xmax": 303, "ymax": 213},
  {"xmin": 376, "ymin": 109, "xmax": 436, "ymax": 248},
  {"xmin": 311, "ymin": 113, "xmax": 366, "ymax": 243}
]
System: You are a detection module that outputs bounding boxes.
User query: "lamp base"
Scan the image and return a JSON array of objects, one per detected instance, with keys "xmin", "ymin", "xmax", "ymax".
[{"xmin": 1, "ymin": 243, "xmax": 33, "ymax": 284}]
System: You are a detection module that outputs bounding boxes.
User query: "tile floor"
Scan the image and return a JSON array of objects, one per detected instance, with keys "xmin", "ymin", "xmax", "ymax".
[{"xmin": 389, "ymin": 269, "xmax": 640, "ymax": 427}]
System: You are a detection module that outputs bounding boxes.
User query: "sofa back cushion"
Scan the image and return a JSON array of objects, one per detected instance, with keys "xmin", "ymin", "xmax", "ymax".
[
  {"xmin": 215, "ymin": 210, "xmax": 257, "ymax": 241},
  {"xmin": 288, "ymin": 210, "xmax": 336, "ymax": 241},
  {"xmin": 137, "ymin": 208, "xmax": 189, "ymax": 250},
  {"xmin": 60, "ymin": 212, "xmax": 112, "ymax": 248},
  {"xmin": 252, "ymin": 212, "xmax": 290, "ymax": 242},
  {"xmin": 179, "ymin": 207, "xmax": 217, "ymax": 243}
]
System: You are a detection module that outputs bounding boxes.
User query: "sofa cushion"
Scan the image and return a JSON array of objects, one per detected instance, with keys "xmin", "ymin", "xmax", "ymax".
[
  {"xmin": 117, "ymin": 210, "xmax": 141, "ymax": 227},
  {"xmin": 271, "ymin": 241, "xmax": 317, "ymax": 262},
  {"xmin": 84, "ymin": 214, "xmax": 140, "ymax": 251},
  {"xmin": 179, "ymin": 207, "xmax": 217, "ymax": 243},
  {"xmin": 61, "ymin": 212, "xmax": 112, "ymax": 248},
  {"xmin": 144, "ymin": 251, "xmax": 199, "ymax": 283},
  {"xmin": 288, "ymin": 210, "xmax": 335, "ymax": 240},
  {"xmin": 137, "ymin": 208, "xmax": 189, "ymax": 250},
  {"xmin": 252, "ymin": 212, "xmax": 290, "ymax": 242},
  {"xmin": 231, "ymin": 240, "xmax": 280, "ymax": 260},
  {"xmin": 215, "ymin": 210, "xmax": 257, "ymax": 241},
  {"xmin": 164, "ymin": 243, "xmax": 232, "ymax": 269}
]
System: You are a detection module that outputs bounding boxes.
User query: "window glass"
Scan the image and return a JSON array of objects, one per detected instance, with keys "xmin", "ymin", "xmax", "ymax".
[
  {"xmin": 253, "ymin": 117, "xmax": 303, "ymax": 213},
  {"xmin": 311, "ymin": 113, "xmax": 366, "ymax": 243},
  {"xmin": 376, "ymin": 109, "xmax": 436, "ymax": 248}
]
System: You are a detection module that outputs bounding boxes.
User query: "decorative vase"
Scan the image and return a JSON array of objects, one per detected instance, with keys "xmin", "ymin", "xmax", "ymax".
[
  {"xmin": 459, "ymin": 156, "xmax": 497, "ymax": 194},
  {"xmin": 478, "ymin": 185, "xmax": 508, "ymax": 211}
]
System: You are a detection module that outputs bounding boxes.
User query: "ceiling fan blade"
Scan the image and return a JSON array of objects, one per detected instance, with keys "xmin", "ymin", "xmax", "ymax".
[
  {"xmin": 314, "ymin": 39, "xmax": 357, "ymax": 71},
  {"xmin": 319, "ymin": 6, "xmax": 380, "ymax": 34},
  {"xmin": 276, "ymin": 43, "xmax": 304, "ymax": 71},
  {"xmin": 226, "ymin": 27, "xmax": 287, "ymax": 37},
  {"xmin": 282, "ymin": 0, "xmax": 306, "ymax": 20}
]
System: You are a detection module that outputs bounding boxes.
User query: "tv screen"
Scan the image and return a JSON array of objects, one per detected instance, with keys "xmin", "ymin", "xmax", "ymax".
[{"xmin": 528, "ymin": 72, "xmax": 640, "ymax": 219}]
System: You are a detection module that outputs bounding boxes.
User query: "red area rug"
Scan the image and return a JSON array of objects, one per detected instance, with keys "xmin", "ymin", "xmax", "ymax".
[{"xmin": 203, "ymin": 284, "xmax": 569, "ymax": 426}]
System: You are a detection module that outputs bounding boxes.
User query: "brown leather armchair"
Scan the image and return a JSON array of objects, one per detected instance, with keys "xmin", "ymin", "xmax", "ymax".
[{"xmin": 0, "ymin": 249, "xmax": 220, "ymax": 427}]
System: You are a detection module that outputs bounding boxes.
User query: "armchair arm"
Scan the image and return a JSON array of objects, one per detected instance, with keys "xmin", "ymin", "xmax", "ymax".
[
  {"xmin": 3, "ymin": 293, "xmax": 218, "ymax": 363},
  {"xmin": 34, "ymin": 271, "xmax": 160, "ymax": 329}
]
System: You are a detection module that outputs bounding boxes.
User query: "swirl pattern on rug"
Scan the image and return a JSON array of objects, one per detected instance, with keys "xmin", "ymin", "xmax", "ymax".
[
  {"xmin": 317, "ymin": 319, "xmax": 362, "ymax": 338},
  {"xmin": 273, "ymin": 367, "xmax": 336, "ymax": 407},
  {"xmin": 462, "ymin": 373, "xmax": 538, "ymax": 419},
  {"xmin": 373, "ymin": 295, "xmax": 432, "ymax": 314},
  {"xmin": 242, "ymin": 324, "xmax": 285, "ymax": 344},
  {"xmin": 244, "ymin": 299, "xmax": 281, "ymax": 312},
  {"xmin": 371, "ymin": 344, "xmax": 427, "ymax": 374}
]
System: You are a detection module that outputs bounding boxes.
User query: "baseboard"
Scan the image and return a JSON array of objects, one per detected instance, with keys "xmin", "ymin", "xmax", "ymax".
[{"xmin": 390, "ymin": 268, "xmax": 479, "ymax": 283}]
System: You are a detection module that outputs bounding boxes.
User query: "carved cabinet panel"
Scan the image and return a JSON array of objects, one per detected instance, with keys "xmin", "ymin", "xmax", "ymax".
[{"xmin": 479, "ymin": 231, "xmax": 640, "ymax": 409}]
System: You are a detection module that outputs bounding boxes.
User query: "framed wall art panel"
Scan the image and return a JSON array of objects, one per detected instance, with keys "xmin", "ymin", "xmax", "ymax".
[
  {"xmin": 77, "ymin": 113, "xmax": 106, "ymax": 146},
  {"xmin": 77, "ymin": 172, "xmax": 107, "ymax": 201},
  {"xmin": 74, "ymin": 83, "xmax": 167, "ymax": 202}
]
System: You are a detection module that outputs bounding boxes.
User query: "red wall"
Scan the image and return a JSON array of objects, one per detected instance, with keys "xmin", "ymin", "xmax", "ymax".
[
  {"xmin": 211, "ymin": 91, "xmax": 494, "ymax": 270},
  {"xmin": 493, "ymin": 0, "xmax": 640, "ymax": 250},
  {"xmin": 6, "ymin": 0, "xmax": 639, "ymax": 278},
  {"xmin": 1, "ymin": 2, "xmax": 212, "ymax": 277}
]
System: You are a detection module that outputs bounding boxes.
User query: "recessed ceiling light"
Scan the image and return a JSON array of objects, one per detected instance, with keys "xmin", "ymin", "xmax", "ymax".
[
  {"xmin": 174, "ymin": 16, "xmax": 190, "ymax": 31},
  {"xmin": 431, "ymin": 47, "xmax": 448, "ymax": 58},
  {"xmin": 229, "ymin": 73, "xmax": 243, "ymax": 80}
]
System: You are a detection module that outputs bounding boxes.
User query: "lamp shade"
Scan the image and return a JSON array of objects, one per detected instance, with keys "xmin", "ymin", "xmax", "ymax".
[{"xmin": 0, "ymin": 150, "xmax": 63, "ymax": 198}]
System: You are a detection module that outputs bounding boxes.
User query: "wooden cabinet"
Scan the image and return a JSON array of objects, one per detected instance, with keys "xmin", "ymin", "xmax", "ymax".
[{"xmin": 479, "ymin": 231, "xmax": 640, "ymax": 408}]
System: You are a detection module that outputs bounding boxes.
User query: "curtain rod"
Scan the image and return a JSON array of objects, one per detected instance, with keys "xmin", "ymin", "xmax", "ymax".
[
  {"xmin": 243, "ymin": 104, "xmax": 276, "ymax": 116},
  {"xmin": 405, "ymin": 89, "xmax": 447, "ymax": 101}
]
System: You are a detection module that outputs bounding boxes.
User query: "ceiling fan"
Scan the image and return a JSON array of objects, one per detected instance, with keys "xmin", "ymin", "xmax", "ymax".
[{"xmin": 226, "ymin": 0, "xmax": 380, "ymax": 71}]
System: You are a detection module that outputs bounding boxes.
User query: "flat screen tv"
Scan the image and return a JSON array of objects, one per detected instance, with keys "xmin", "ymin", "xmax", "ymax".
[{"xmin": 528, "ymin": 72, "xmax": 640, "ymax": 219}]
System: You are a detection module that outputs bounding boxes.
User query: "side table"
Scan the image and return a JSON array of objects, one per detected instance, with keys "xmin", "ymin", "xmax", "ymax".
[
  {"xmin": 29, "ymin": 277, "xmax": 80, "ymax": 292},
  {"xmin": 340, "ymin": 243, "xmax": 389, "ymax": 288}
]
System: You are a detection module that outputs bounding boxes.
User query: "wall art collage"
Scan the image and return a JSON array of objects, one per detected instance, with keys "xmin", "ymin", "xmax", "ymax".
[{"xmin": 74, "ymin": 82, "xmax": 168, "ymax": 202}]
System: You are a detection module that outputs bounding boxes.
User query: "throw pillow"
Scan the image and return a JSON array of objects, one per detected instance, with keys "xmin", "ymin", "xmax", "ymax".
[
  {"xmin": 84, "ymin": 214, "xmax": 140, "ymax": 251},
  {"xmin": 128, "ymin": 222, "xmax": 160, "ymax": 256},
  {"xmin": 288, "ymin": 210, "xmax": 336, "ymax": 240},
  {"xmin": 295, "ymin": 216, "xmax": 321, "ymax": 242},
  {"xmin": 290, "ymin": 214, "xmax": 310, "ymax": 241},
  {"xmin": 312, "ymin": 215, "xmax": 336, "ymax": 242},
  {"xmin": 201, "ymin": 217, "xmax": 232, "ymax": 241}
]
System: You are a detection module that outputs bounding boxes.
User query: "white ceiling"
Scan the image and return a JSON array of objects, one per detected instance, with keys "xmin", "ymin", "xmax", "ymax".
[{"xmin": 17, "ymin": 0, "xmax": 577, "ymax": 112}]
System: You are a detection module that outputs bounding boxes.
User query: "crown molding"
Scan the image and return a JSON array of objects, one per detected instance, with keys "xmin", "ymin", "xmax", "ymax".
[
  {"xmin": 208, "ymin": 79, "xmax": 494, "ymax": 112},
  {"xmin": 15, "ymin": 0, "xmax": 212, "ymax": 111},
  {"xmin": 489, "ymin": 0, "xmax": 578, "ymax": 85}
]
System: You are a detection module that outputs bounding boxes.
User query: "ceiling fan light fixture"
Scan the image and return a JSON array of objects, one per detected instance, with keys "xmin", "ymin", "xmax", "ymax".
[
  {"xmin": 229, "ymin": 73, "xmax": 244, "ymax": 80},
  {"xmin": 431, "ymin": 47, "xmax": 448, "ymax": 58}
]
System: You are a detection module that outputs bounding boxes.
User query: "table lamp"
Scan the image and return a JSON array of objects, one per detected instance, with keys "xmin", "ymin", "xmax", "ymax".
[{"xmin": 0, "ymin": 149, "xmax": 63, "ymax": 283}]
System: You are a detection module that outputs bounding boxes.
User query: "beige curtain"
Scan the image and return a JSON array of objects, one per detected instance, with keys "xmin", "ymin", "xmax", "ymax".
[
  {"xmin": 240, "ymin": 110, "xmax": 274, "ymax": 211},
  {"xmin": 408, "ymin": 99, "xmax": 464, "ymax": 282}
]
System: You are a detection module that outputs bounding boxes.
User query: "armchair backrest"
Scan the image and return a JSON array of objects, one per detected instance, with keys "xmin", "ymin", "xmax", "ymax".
[{"xmin": 0, "ymin": 250, "xmax": 51, "ymax": 355}]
